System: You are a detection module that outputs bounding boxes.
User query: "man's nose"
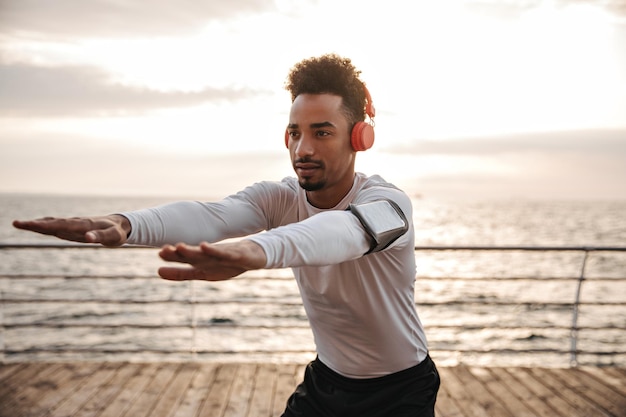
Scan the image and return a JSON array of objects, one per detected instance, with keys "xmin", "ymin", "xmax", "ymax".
[{"xmin": 295, "ymin": 133, "xmax": 315, "ymax": 157}]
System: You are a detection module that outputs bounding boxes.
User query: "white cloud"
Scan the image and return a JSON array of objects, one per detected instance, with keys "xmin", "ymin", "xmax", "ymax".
[
  {"xmin": 0, "ymin": 62, "xmax": 272, "ymax": 117},
  {"xmin": 0, "ymin": 0, "xmax": 277, "ymax": 37}
]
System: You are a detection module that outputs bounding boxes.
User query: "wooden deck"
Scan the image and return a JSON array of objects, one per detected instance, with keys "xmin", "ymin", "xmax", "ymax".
[{"xmin": 0, "ymin": 362, "xmax": 624, "ymax": 417}]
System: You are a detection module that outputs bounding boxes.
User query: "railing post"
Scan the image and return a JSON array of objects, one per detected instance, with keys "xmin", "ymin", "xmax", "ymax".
[
  {"xmin": 189, "ymin": 280, "xmax": 198, "ymax": 359},
  {"xmin": 1, "ymin": 284, "xmax": 4, "ymax": 363},
  {"xmin": 570, "ymin": 249, "xmax": 589, "ymax": 367}
]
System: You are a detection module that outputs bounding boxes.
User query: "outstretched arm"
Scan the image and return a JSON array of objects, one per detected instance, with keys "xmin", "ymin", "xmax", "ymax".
[
  {"xmin": 12, "ymin": 215, "xmax": 131, "ymax": 247},
  {"xmin": 158, "ymin": 240, "xmax": 267, "ymax": 281}
]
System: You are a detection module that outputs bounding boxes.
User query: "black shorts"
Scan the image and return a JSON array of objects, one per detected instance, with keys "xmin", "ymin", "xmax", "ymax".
[{"xmin": 281, "ymin": 355, "xmax": 440, "ymax": 417}]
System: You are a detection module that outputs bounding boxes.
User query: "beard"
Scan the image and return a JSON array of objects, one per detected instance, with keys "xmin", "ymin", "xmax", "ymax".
[
  {"xmin": 294, "ymin": 157, "xmax": 326, "ymax": 191},
  {"xmin": 298, "ymin": 177, "xmax": 326, "ymax": 191}
]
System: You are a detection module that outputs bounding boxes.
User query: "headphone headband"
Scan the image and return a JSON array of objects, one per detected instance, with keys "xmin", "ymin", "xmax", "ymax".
[{"xmin": 363, "ymin": 83, "xmax": 376, "ymax": 119}]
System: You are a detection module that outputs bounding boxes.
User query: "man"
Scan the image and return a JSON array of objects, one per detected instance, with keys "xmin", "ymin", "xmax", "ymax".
[{"xmin": 13, "ymin": 54, "xmax": 440, "ymax": 416}]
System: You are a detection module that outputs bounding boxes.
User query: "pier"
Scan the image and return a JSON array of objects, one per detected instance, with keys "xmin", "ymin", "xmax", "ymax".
[
  {"xmin": 1, "ymin": 244, "xmax": 625, "ymax": 416},
  {"xmin": 1, "ymin": 361, "xmax": 625, "ymax": 416}
]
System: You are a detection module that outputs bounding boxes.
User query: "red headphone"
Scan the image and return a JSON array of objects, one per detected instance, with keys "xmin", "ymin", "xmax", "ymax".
[{"xmin": 284, "ymin": 84, "xmax": 376, "ymax": 151}]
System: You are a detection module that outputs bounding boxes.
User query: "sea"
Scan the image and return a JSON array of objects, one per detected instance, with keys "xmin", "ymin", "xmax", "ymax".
[{"xmin": 0, "ymin": 193, "xmax": 625, "ymax": 367}]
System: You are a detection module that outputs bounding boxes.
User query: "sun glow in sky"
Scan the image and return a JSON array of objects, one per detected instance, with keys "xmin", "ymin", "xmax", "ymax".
[{"xmin": 1, "ymin": 0, "xmax": 625, "ymax": 199}]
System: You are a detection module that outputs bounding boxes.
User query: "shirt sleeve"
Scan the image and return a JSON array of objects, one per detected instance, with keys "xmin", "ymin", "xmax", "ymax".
[
  {"xmin": 121, "ymin": 199, "xmax": 264, "ymax": 246},
  {"xmin": 247, "ymin": 210, "xmax": 372, "ymax": 268},
  {"xmin": 120, "ymin": 181, "xmax": 292, "ymax": 246}
]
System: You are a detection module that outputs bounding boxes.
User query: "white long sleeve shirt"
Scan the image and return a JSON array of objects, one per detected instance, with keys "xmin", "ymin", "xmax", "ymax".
[{"xmin": 123, "ymin": 173, "xmax": 428, "ymax": 378}]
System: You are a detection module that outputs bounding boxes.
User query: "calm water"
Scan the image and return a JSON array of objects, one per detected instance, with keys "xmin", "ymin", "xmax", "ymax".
[{"xmin": 1, "ymin": 193, "xmax": 625, "ymax": 366}]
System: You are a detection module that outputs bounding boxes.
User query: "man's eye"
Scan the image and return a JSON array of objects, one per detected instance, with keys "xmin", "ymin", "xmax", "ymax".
[{"xmin": 316, "ymin": 131, "xmax": 330, "ymax": 137}]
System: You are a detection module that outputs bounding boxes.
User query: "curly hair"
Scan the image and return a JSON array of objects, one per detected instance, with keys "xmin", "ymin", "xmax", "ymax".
[{"xmin": 285, "ymin": 53, "xmax": 367, "ymax": 125}]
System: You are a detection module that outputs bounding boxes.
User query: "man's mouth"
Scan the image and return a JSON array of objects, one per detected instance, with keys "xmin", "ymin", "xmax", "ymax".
[{"xmin": 295, "ymin": 162, "xmax": 322, "ymax": 176}]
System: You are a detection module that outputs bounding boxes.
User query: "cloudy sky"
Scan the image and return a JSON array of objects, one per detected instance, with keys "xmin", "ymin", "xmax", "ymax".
[{"xmin": 1, "ymin": 0, "xmax": 625, "ymax": 200}]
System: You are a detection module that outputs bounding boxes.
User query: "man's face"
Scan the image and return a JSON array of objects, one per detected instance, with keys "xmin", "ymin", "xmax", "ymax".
[{"xmin": 286, "ymin": 93, "xmax": 356, "ymax": 207}]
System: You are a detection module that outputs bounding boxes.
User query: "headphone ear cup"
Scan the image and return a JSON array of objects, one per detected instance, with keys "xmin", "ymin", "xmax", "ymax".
[
  {"xmin": 284, "ymin": 130, "xmax": 289, "ymax": 148},
  {"xmin": 351, "ymin": 122, "xmax": 375, "ymax": 151}
]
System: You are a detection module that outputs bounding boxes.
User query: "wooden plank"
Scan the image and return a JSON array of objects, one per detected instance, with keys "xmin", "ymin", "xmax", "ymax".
[
  {"xmin": 499, "ymin": 367, "xmax": 559, "ymax": 416},
  {"xmin": 505, "ymin": 367, "xmax": 580, "ymax": 417},
  {"xmin": 149, "ymin": 363, "xmax": 197, "ymax": 417},
  {"xmin": 553, "ymin": 367, "xmax": 626, "ymax": 417},
  {"xmin": 197, "ymin": 363, "xmax": 238, "ymax": 417},
  {"xmin": 581, "ymin": 367, "xmax": 626, "ymax": 397},
  {"xmin": 468, "ymin": 367, "xmax": 537, "ymax": 417},
  {"xmin": 0, "ymin": 363, "xmax": 26, "ymax": 382},
  {"xmin": 170, "ymin": 363, "xmax": 218, "ymax": 417},
  {"xmin": 437, "ymin": 366, "xmax": 486, "ymax": 417},
  {"xmin": 74, "ymin": 363, "xmax": 144, "ymax": 417},
  {"xmin": 14, "ymin": 363, "xmax": 80, "ymax": 417},
  {"xmin": 43, "ymin": 362, "xmax": 121, "ymax": 417},
  {"xmin": 528, "ymin": 367, "xmax": 612, "ymax": 417},
  {"xmin": 98, "ymin": 363, "xmax": 162, "ymax": 417},
  {"xmin": 0, "ymin": 362, "xmax": 50, "ymax": 402},
  {"xmin": 453, "ymin": 365, "xmax": 514, "ymax": 417},
  {"xmin": 26, "ymin": 362, "xmax": 102, "ymax": 417},
  {"xmin": 271, "ymin": 363, "xmax": 299, "ymax": 417},
  {"xmin": 121, "ymin": 362, "xmax": 180, "ymax": 417},
  {"xmin": 1, "ymin": 363, "xmax": 63, "ymax": 417},
  {"xmin": 433, "ymin": 371, "xmax": 465, "ymax": 417},
  {"xmin": 248, "ymin": 363, "xmax": 278, "ymax": 417},
  {"xmin": 223, "ymin": 364, "xmax": 257, "ymax": 417}
]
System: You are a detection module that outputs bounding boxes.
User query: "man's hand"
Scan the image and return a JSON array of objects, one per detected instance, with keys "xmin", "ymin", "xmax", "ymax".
[
  {"xmin": 158, "ymin": 240, "xmax": 267, "ymax": 281},
  {"xmin": 12, "ymin": 215, "xmax": 131, "ymax": 247}
]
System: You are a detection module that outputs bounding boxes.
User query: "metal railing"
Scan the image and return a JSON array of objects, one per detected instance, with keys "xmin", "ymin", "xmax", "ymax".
[
  {"xmin": 413, "ymin": 245, "xmax": 626, "ymax": 366},
  {"xmin": 1, "ymin": 244, "xmax": 625, "ymax": 366}
]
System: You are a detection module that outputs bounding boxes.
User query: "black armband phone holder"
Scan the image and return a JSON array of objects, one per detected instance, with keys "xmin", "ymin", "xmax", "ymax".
[{"xmin": 348, "ymin": 199, "xmax": 409, "ymax": 254}]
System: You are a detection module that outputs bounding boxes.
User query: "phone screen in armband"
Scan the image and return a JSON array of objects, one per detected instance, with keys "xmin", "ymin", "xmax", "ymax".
[{"xmin": 348, "ymin": 200, "xmax": 409, "ymax": 253}]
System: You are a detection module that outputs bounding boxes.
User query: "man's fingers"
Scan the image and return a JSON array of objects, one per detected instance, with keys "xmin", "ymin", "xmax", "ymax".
[
  {"xmin": 159, "ymin": 244, "xmax": 200, "ymax": 264},
  {"xmin": 158, "ymin": 242, "xmax": 248, "ymax": 282},
  {"xmin": 158, "ymin": 266, "xmax": 194, "ymax": 281},
  {"xmin": 13, "ymin": 218, "xmax": 86, "ymax": 242},
  {"xmin": 158, "ymin": 265, "xmax": 244, "ymax": 282},
  {"xmin": 158, "ymin": 265, "xmax": 232, "ymax": 281},
  {"xmin": 15, "ymin": 217, "xmax": 100, "ymax": 242},
  {"xmin": 85, "ymin": 231, "xmax": 99, "ymax": 243},
  {"xmin": 13, "ymin": 215, "xmax": 128, "ymax": 247},
  {"xmin": 13, "ymin": 218, "xmax": 61, "ymax": 234},
  {"xmin": 87, "ymin": 226, "xmax": 125, "ymax": 246},
  {"xmin": 198, "ymin": 242, "xmax": 234, "ymax": 260},
  {"xmin": 12, "ymin": 220, "xmax": 27, "ymax": 229},
  {"xmin": 159, "ymin": 243, "xmax": 212, "ymax": 262},
  {"xmin": 159, "ymin": 244, "xmax": 184, "ymax": 262},
  {"xmin": 173, "ymin": 243, "xmax": 203, "ymax": 258}
]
